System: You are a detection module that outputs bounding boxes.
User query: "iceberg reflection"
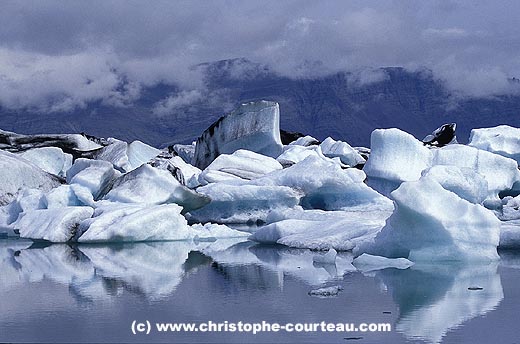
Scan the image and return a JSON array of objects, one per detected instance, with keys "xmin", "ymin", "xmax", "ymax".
[{"xmin": 378, "ymin": 263, "xmax": 503, "ymax": 344}]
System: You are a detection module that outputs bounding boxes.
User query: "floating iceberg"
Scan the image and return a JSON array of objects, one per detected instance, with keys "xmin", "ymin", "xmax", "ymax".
[
  {"xmin": 364, "ymin": 128, "xmax": 432, "ymax": 183},
  {"xmin": 198, "ymin": 149, "xmax": 282, "ymax": 185},
  {"xmin": 252, "ymin": 156, "xmax": 392, "ymax": 211},
  {"xmin": 364, "ymin": 128, "xmax": 520, "ymax": 203},
  {"xmin": 366, "ymin": 177, "xmax": 501, "ymax": 262},
  {"xmin": 188, "ymin": 183, "xmax": 300, "ymax": 224},
  {"xmin": 251, "ymin": 208, "xmax": 392, "ymax": 251},
  {"xmin": 14, "ymin": 206, "xmax": 94, "ymax": 242},
  {"xmin": 104, "ymin": 164, "xmax": 210, "ymax": 212},
  {"xmin": 193, "ymin": 101, "xmax": 283, "ymax": 169},
  {"xmin": 0, "ymin": 151, "xmax": 62, "ymax": 206},
  {"xmin": 468, "ymin": 125, "xmax": 520, "ymax": 164}
]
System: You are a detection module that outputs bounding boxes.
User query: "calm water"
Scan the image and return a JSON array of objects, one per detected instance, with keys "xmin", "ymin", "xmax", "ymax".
[{"xmin": 1, "ymin": 238, "xmax": 520, "ymax": 343}]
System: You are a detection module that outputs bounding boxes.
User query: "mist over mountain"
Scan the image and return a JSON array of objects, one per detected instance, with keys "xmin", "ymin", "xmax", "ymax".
[{"xmin": 1, "ymin": 59, "xmax": 519, "ymax": 148}]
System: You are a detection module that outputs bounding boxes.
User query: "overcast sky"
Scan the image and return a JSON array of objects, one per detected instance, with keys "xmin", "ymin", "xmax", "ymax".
[{"xmin": 1, "ymin": 0, "xmax": 520, "ymax": 112}]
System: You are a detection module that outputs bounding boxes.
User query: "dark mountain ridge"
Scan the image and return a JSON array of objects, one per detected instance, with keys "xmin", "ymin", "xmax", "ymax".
[{"xmin": 1, "ymin": 59, "xmax": 519, "ymax": 148}]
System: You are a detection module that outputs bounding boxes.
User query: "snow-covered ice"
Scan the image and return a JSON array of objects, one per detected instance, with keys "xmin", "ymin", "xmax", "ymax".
[
  {"xmin": 0, "ymin": 150, "xmax": 62, "ymax": 206},
  {"xmin": 14, "ymin": 206, "xmax": 94, "ymax": 242},
  {"xmin": 18, "ymin": 147, "xmax": 72, "ymax": 177},
  {"xmin": 67, "ymin": 158, "xmax": 119, "ymax": 200},
  {"xmin": 468, "ymin": 125, "xmax": 520, "ymax": 164},
  {"xmin": 319, "ymin": 137, "xmax": 365, "ymax": 167},
  {"xmin": 366, "ymin": 177, "xmax": 501, "ymax": 262},
  {"xmin": 198, "ymin": 149, "xmax": 282, "ymax": 185},
  {"xmin": 104, "ymin": 164, "xmax": 210, "ymax": 211},
  {"xmin": 188, "ymin": 183, "xmax": 300, "ymax": 224}
]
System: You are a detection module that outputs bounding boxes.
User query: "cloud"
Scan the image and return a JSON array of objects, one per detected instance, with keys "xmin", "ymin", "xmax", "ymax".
[{"xmin": 1, "ymin": 0, "xmax": 520, "ymax": 111}]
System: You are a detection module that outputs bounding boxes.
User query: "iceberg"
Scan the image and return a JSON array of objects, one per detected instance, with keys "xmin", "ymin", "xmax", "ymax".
[
  {"xmin": 187, "ymin": 183, "xmax": 300, "ymax": 224},
  {"xmin": 14, "ymin": 206, "xmax": 94, "ymax": 242},
  {"xmin": 363, "ymin": 128, "xmax": 520, "ymax": 202},
  {"xmin": 198, "ymin": 149, "xmax": 282, "ymax": 185},
  {"xmin": 364, "ymin": 128, "xmax": 432, "ymax": 183},
  {"xmin": 18, "ymin": 147, "xmax": 72, "ymax": 177},
  {"xmin": 149, "ymin": 154, "xmax": 202, "ymax": 187},
  {"xmin": 251, "ymin": 208, "xmax": 392, "ymax": 251},
  {"xmin": 319, "ymin": 137, "xmax": 365, "ymax": 167},
  {"xmin": 253, "ymin": 156, "xmax": 392, "ymax": 211},
  {"xmin": 432, "ymin": 144, "xmax": 520, "ymax": 205},
  {"xmin": 193, "ymin": 101, "xmax": 283, "ymax": 169},
  {"xmin": 421, "ymin": 165, "xmax": 488, "ymax": 204},
  {"xmin": 468, "ymin": 125, "xmax": 520, "ymax": 164},
  {"xmin": 41, "ymin": 184, "xmax": 95, "ymax": 209},
  {"xmin": 127, "ymin": 140, "xmax": 161, "ymax": 170},
  {"xmin": 288, "ymin": 135, "xmax": 320, "ymax": 147},
  {"xmin": 366, "ymin": 177, "xmax": 501, "ymax": 262},
  {"xmin": 104, "ymin": 164, "xmax": 209, "ymax": 211},
  {"xmin": 0, "ymin": 150, "xmax": 62, "ymax": 206},
  {"xmin": 78, "ymin": 203, "xmax": 188, "ymax": 242},
  {"xmin": 66, "ymin": 158, "xmax": 119, "ymax": 200}
]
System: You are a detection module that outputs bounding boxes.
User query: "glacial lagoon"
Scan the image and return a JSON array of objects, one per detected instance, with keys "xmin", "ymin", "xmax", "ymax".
[{"xmin": 1, "ymin": 238, "xmax": 520, "ymax": 343}]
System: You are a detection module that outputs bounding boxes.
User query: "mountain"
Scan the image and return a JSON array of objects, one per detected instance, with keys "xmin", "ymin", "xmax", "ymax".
[{"xmin": 1, "ymin": 59, "xmax": 520, "ymax": 148}]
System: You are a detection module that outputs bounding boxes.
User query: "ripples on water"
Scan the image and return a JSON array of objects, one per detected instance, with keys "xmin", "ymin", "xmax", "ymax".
[{"xmin": 1, "ymin": 238, "xmax": 520, "ymax": 343}]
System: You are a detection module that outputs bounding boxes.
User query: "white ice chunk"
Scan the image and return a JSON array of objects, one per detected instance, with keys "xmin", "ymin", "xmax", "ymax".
[
  {"xmin": 193, "ymin": 100, "xmax": 283, "ymax": 169},
  {"xmin": 18, "ymin": 147, "xmax": 72, "ymax": 177},
  {"xmin": 251, "ymin": 209, "xmax": 392, "ymax": 251},
  {"xmin": 127, "ymin": 140, "xmax": 161, "ymax": 170},
  {"xmin": 14, "ymin": 206, "xmax": 94, "ymax": 242},
  {"xmin": 91, "ymin": 138, "xmax": 130, "ymax": 172},
  {"xmin": 41, "ymin": 184, "xmax": 95, "ymax": 209},
  {"xmin": 353, "ymin": 253, "xmax": 414, "ymax": 272},
  {"xmin": 366, "ymin": 177, "xmax": 501, "ymax": 262},
  {"xmin": 432, "ymin": 144, "xmax": 520, "ymax": 203},
  {"xmin": 421, "ymin": 165, "xmax": 488, "ymax": 204},
  {"xmin": 468, "ymin": 125, "xmax": 520, "ymax": 164},
  {"xmin": 104, "ymin": 164, "xmax": 209, "ymax": 211},
  {"xmin": 289, "ymin": 135, "xmax": 320, "ymax": 146},
  {"xmin": 276, "ymin": 145, "xmax": 320, "ymax": 166},
  {"xmin": 199, "ymin": 149, "xmax": 282, "ymax": 185},
  {"xmin": 66, "ymin": 158, "xmax": 119, "ymax": 199},
  {"xmin": 364, "ymin": 128, "xmax": 433, "ymax": 183},
  {"xmin": 188, "ymin": 183, "xmax": 300, "ymax": 224},
  {"xmin": 0, "ymin": 150, "xmax": 62, "ymax": 206},
  {"xmin": 253, "ymin": 156, "xmax": 392, "ymax": 211},
  {"xmin": 78, "ymin": 203, "xmax": 190, "ymax": 242},
  {"xmin": 319, "ymin": 137, "xmax": 365, "ymax": 167}
]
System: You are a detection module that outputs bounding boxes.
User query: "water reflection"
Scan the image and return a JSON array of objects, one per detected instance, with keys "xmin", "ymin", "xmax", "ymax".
[
  {"xmin": 377, "ymin": 263, "xmax": 503, "ymax": 344},
  {"xmin": 0, "ymin": 239, "xmax": 515, "ymax": 343}
]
